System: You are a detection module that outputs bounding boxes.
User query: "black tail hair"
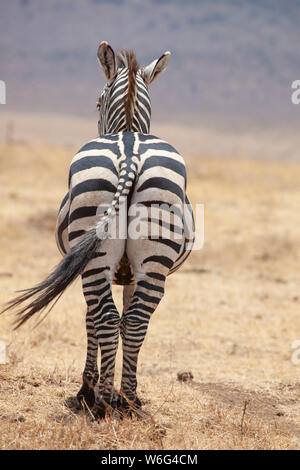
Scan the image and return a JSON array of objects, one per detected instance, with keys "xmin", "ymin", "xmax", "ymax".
[{"xmin": 1, "ymin": 228, "xmax": 100, "ymax": 329}]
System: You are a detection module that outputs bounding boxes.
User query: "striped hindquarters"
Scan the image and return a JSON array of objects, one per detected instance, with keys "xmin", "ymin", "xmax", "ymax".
[{"xmin": 55, "ymin": 132, "xmax": 194, "ymax": 284}]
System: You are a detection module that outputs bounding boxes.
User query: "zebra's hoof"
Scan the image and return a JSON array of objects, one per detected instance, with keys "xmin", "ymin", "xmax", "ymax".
[
  {"xmin": 117, "ymin": 394, "xmax": 142, "ymax": 416},
  {"xmin": 77, "ymin": 383, "xmax": 96, "ymax": 409},
  {"xmin": 64, "ymin": 395, "xmax": 82, "ymax": 412},
  {"xmin": 91, "ymin": 403, "xmax": 106, "ymax": 420}
]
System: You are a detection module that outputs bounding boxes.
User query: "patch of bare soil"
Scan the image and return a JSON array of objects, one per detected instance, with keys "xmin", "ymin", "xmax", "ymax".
[{"xmin": 190, "ymin": 381, "xmax": 300, "ymax": 436}]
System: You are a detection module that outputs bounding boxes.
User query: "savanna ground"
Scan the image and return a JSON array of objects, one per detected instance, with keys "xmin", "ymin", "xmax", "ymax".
[{"xmin": 0, "ymin": 140, "xmax": 299, "ymax": 450}]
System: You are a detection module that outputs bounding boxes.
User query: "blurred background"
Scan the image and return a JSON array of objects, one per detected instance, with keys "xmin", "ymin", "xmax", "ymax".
[
  {"xmin": 1, "ymin": 2, "xmax": 300, "ymax": 448},
  {"xmin": 0, "ymin": 0, "xmax": 300, "ymax": 159}
]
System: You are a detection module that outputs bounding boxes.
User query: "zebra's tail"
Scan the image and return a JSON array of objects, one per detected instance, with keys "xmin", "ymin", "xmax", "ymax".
[
  {"xmin": 1, "ymin": 227, "xmax": 101, "ymax": 329},
  {"xmin": 1, "ymin": 159, "xmax": 138, "ymax": 329}
]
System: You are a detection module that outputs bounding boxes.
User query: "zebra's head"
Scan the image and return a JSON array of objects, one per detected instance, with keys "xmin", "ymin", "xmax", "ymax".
[{"xmin": 97, "ymin": 41, "xmax": 171, "ymax": 136}]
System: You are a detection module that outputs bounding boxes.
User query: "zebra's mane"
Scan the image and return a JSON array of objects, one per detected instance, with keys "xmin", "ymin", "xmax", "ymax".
[
  {"xmin": 117, "ymin": 50, "xmax": 139, "ymax": 131},
  {"xmin": 117, "ymin": 49, "xmax": 139, "ymax": 73}
]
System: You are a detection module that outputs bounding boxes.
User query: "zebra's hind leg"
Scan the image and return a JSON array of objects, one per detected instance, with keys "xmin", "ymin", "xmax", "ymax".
[
  {"xmin": 76, "ymin": 308, "xmax": 99, "ymax": 409},
  {"xmin": 81, "ymin": 268, "xmax": 121, "ymax": 419},
  {"xmin": 119, "ymin": 274, "xmax": 165, "ymax": 414}
]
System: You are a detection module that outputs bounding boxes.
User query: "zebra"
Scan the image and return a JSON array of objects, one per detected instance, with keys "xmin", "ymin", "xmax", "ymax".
[{"xmin": 2, "ymin": 41, "xmax": 194, "ymax": 418}]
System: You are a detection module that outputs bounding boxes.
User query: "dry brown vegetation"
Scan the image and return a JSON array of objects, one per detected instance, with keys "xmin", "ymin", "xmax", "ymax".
[{"xmin": 0, "ymin": 141, "xmax": 299, "ymax": 450}]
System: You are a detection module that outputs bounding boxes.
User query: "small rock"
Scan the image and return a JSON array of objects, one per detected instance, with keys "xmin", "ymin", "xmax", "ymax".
[
  {"xmin": 177, "ymin": 371, "xmax": 193, "ymax": 383},
  {"xmin": 14, "ymin": 413, "xmax": 25, "ymax": 422},
  {"xmin": 0, "ymin": 272, "xmax": 13, "ymax": 277},
  {"xmin": 1, "ymin": 412, "xmax": 25, "ymax": 423}
]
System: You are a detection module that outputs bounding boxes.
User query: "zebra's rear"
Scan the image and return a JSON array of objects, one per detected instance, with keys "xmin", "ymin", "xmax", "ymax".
[{"xmin": 57, "ymin": 131, "xmax": 193, "ymax": 283}]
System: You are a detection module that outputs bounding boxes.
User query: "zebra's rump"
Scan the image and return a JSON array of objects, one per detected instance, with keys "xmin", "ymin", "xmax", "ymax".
[{"xmin": 55, "ymin": 132, "xmax": 195, "ymax": 284}]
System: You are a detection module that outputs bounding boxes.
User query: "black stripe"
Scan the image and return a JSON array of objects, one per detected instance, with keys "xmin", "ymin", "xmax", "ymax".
[
  {"xmin": 135, "ymin": 84, "xmax": 151, "ymax": 102},
  {"xmin": 133, "ymin": 115, "xmax": 148, "ymax": 134},
  {"xmin": 71, "ymin": 179, "xmax": 116, "ymax": 200},
  {"xmin": 149, "ymin": 237, "xmax": 182, "ymax": 253},
  {"xmin": 147, "ymin": 272, "xmax": 166, "ymax": 281},
  {"xmin": 110, "ymin": 75, "xmax": 128, "ymax": 94},
  {"xmin": 122, "ymin": 132, "xmax": 136, "ymax": 157},
  {"xmin": 133, "ymin": 104, "xmax": 150, "ymax": 132},
  {"xmin": 108, "ymin": 99, "xmax": 126, "ymax": 125},
  {"xmin": 143, "ymin": 255, "xmax": 173, "ymax": 269},
  {"xmin": 58, "ymin": 192, "xmax": 69, "ymax": 212},
  {"xmin": 69, "ymin": 206, "xmax": 98, "ymax": 224},
  {"xmin": 78, "ymin": 139, "xmax": 119, "ymax": 153},
  {"xmin": 91, "ymin": 252, "xmax": 107, "ymax": 259},
  {"xmin": 82, "ymin": 278, "xmax": 106, "ymax": 288},
  {"xmin": 137, "ymin": 177, "xmax": 184, "ymax": 202},
  {"xmin": 174, "ymin": 248, "xmax": 189, "ymax": 264},
  {"xmin": 126, "ymin": 303, "xmax": 153, "ymax": 315},
  {"xmin": 140, "ymin": 156, "xmax": 186, "ymax": 178},
  {"xmin": 108, "ymin": 109, "xmax": 126, "ymax": 132},
  {"xmin": 140, "ymin": 217, "xmax": 183, "ymax": 236},
  {"xmin": 110, "ymin": 81, "xmax": 128, "ymax": 99},
  {"xmin": 108, "ymin": 83, "xmax": 128, "ymax": 117},
  {"xmin": 69, "ymin": 230, "xmax": 85, "ymax": 242},
  {"xmin": 137, "ymin": 280, "xmax": 164, "ymax": 293},
  {"xmin": 134, "ymin": 291, "xmax": 161, "ymax": 304},
  {"xmin": 69, "ymin": 156, "xmax": 118, "ymax": 185},
  {"xmin": 57, "ymin": 212, "xmax": 68, "ymax": 254},
  {"xmin": 137, "ymin": 200, "xmax": 183, "ymax": 219},
  {"xmin": 82, "ymin": 267, "xmax": 110, "ymax": 279},
  {"xmin": 84, "ymin": 283, "xmax": 110, "ymax": 298},
  {"xmin": 137, "ymin": 137, "xmax": 179, "ymax": 153},
  {"xmin": 136, "ymin": 91, "xmax": 151, "ymax": 115}
]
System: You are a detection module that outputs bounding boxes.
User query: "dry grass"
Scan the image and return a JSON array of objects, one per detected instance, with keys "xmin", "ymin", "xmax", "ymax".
[{"xmin": 0, "ymin": 141, "xmax": 299, "ymax": 450}]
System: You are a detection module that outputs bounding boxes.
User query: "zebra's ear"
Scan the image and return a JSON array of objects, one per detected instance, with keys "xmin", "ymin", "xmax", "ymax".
[
  {"xmin": 97, "ymin": 41, "xmax": 117, "ymax": 81},
  {"xmin": 142, "ymin": 51, "xmax": 171, "ymax": 85}
]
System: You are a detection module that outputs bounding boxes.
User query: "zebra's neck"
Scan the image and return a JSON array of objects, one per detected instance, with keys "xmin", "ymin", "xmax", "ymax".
[{"xmin": 98, "ymin": 70, "xmax": 151, "ymax": 136}]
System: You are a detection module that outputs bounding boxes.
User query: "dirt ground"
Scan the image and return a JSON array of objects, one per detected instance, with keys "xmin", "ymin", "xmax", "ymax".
[{"xmin": 0, "ymin": 141, "xmax": 299, "ymax": 450}]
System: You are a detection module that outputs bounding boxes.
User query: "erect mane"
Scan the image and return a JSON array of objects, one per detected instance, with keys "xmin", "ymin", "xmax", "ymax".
[
  {"xmin": 117, "ymin": 49, "xmax": 139, "ymax": 74},
  {"xmin": 117, "ymin": 50, "xmax": 139, "ymax": 130}
]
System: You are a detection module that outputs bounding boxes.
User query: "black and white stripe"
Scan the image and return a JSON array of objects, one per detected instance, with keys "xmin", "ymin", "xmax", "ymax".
[{"xmin": 2, "ymin": 42, "xmax": 194, "ymax": 417}]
